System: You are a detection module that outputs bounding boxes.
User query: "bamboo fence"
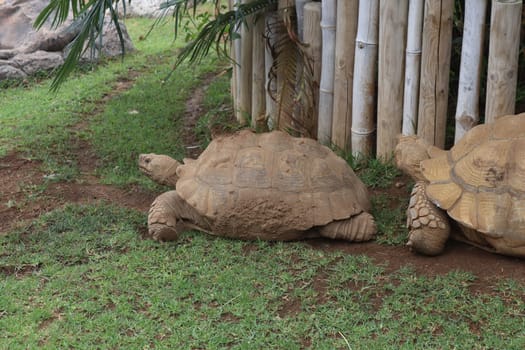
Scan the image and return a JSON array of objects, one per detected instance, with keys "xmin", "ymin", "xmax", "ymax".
[{"xmin": 230, "ymin": 0, "xmax": 524, "ymax": 157}]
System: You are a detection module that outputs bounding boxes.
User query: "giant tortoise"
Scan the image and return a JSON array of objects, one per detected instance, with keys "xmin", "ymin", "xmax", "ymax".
[
  {"xmin": 395, "ymin": 113, "xmax": 525, "ymax": 257},
  {"xmin": 139, "ymin": 130, "xmax": 377, "ymax": 242}
]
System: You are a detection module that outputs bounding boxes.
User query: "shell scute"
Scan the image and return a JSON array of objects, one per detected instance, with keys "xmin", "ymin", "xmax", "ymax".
[
  {"xmin": 450, "ymin": 123, "xmax": 492, "ymax": 161},
  {"xmin": 493, "ymin": 113, "xmax": 525, "ymax": 139},
  {"xmin": 272, "ymin": 149, "xmax": 308, "ymax": 192},
  {"xmin": 507, "ymin": 138, "xmax": 525, "ymax": 192},
  {"xmin": 233, "ymin": 147, "xmax": 273, "ymax": 189}
]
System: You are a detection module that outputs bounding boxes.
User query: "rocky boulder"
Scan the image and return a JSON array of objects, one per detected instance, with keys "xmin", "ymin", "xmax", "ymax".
[
  {"xmin": 118, "ymin": 0, "xmax": 166, "ymax": 17},
  {"xmin": 0, "ymin": 0, "xmax": 135, "ymax": 81}
]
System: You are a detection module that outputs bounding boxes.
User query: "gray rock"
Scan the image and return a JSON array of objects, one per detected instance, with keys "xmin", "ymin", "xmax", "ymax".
[
  {"xmin": 10, "ymin": 50, "xmax": 64, "ymax": 75},
  {"xmin": 77, "ymin": 20, "xmax": 135, "ymax": 61},
  {"xmin": 0, "ymin": 65, "xmax": 27, "ymax": 79},
  {"xmin": 117, "ymin": 0, "xmax": 166, "ymax": 18},
  {"xmin": 0, "ymin": 0, "xmax": 135, "ymax": 81}
]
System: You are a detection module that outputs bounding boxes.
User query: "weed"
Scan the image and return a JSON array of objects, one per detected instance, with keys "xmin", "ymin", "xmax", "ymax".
[
  {"xmin": 339, "ymin": 151, "xmax": 402, "ymax": 189},
  {"xmin": 371, "ymin": 193, "xmax": 408, "ymax": 245}
]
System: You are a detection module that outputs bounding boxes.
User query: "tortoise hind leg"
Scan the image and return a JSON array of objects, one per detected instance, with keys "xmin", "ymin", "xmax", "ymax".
[
  {"xmin": 148, "ymin": 190, "xmax": 211, "ymax": 241},
  {"xmin": 319, "ymin": 212, "xmax": 377, "ymax": 242}
]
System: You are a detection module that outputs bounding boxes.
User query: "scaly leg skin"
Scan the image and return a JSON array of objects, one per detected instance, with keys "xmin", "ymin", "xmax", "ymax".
[
  {"xmin": 148, "ymin": 190, "xmax": 213, "ymax": 241},
  {"xmin": 319, "ymin": 212, "xmax": 377, "ymax": 242},
  {"xmin": 406, "ymin": 182, "xmax": 450, "ymax": 255},
  {"xmin": 147, "ymin": 191, "xmax": 180, "ymax": 241}
]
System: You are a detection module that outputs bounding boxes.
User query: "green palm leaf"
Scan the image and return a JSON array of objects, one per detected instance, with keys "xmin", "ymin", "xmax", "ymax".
[{"xmin": 34, "ymin": 0, "xmax": 129, "ymax": 91}]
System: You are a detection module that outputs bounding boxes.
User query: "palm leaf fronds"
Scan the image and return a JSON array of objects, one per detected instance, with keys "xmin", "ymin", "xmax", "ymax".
[
  {"xmin": 171, "ymin": 0, "xmax": 278, "ymax": 68},
  {"xmin": 35, "ymin": 0, "xmax": 129, "ymax": 91}
]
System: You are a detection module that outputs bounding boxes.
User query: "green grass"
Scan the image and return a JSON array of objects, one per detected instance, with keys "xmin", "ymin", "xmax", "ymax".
[
  {"xmin": 89, "ymin": 51, "xmax": 224, "ymax": 187},
  {"xmin": 1, "ymin": 15, "xmax": 524, "ymax": 350},
  {"xmin": 195, "ymin": 72, "xmax": 242, "ymax": 147},
  {"xmin": 0, "ymin": 18, "xmax": 218, "ymax": 186},
  {"xmin": 371, "ymin": 193, "xmax": 408, "ymax": 245},
  {"xmin": 1, "ymin": 204, "xmax": 523, "ymax": 349}
]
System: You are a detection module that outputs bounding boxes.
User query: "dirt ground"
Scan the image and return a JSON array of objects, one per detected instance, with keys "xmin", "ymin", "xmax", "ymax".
[{"xmin": 1, "ymin": 78, "xmax": 524, "ymax": 288}]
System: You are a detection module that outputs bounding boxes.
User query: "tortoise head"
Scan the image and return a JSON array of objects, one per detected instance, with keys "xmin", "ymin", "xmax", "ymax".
[
  {"xmin": 394, "ymin": 136, "xmax": 436, "ymax": 181},
  {"xmin": 138, "ymin": 153, "xmax": 181, "ymax": 187}
]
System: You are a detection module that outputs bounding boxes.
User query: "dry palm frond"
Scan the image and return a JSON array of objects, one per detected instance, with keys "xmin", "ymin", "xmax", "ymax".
[{"xmin": 267, "ymin": 8, "xmax": 316, "ymax": 137}]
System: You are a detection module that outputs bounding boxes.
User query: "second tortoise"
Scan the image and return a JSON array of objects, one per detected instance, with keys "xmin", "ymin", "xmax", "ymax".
[{"xmin": 395, "ymin": 113, "xmax": 525, "ymax": 258}]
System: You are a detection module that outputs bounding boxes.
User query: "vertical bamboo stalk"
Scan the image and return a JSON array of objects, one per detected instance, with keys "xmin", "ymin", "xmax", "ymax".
[
  {"xmin": 485, "ymin": 0, "xmax": 522, "ymax": 123},
  {"xmin": 265, "ymin": 12, "xmax": 279, "ymax": 129},
  {"xmin": 331, "ymin": 0, "xmax": 358, "ymax": 152},
  {"xmin": 237, "ymin": 0, "xmax": 254, "ymax": 125},
  {"xmin": 402, "ymin": 0, "xmax": 424, "ymax": 135},
  {"xmin": 230, "ymin": 0, "xmax": 241, "ymax": 123},
  {"xmin": 377, "ymin": 0, "xmax": 408, "ymax": 157},
  {"xmin": 295, "ymin": 0, "xmax": 310, "ymax": 40},
  {"xmin": 351, "ymin": 0, "xmax": 379, "ymax": 157},
  {"xmin": 454, "ymin": 0, "xmax": 487, "ymax": 142},
  {"xmin": 275, "ymin": 0, "xmax": 296, "ymax": 131},
  {"xmin": 417, "ymin": 0, "xmax": 453, "ymax": 148},
  {"xmin": 252, "ymin": 15, "xmax": 267, "ymax": 130},
  {"xmin": 317, "ymin": 0, "xmax": 337, "ymax": 145},
  {"xmin": 279, "ymin": 0, "xmax": 295, "ymax": 8},
  {"xmin": 303, "ymin": 2, "xmax": 322, "ymax": 137}
]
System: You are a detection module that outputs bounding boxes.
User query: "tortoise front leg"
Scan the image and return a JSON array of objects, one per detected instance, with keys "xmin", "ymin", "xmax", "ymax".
[
  {"xmin": 147, "ymin": 191, "xmax": 180, "ymax": 241},
  {"xmin": 406, "ymin": 182, "xmax": 450, "ymax": 255},
  {"xmin": 148, "ymin": 190, "xmax": 213, "ymax": 241}
]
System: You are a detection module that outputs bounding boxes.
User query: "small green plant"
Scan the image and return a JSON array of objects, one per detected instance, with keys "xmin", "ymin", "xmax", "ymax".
[
  {"xmin": 356, "ymin": 157, "xmax": 402, "ymax": 189},
  {"xmin": 339, "ymin": 151, "xmax": 402, "ymax": 189},
  {"xmin": 371, "ymin": 193, "xmax": 408, "ymax": 245}
]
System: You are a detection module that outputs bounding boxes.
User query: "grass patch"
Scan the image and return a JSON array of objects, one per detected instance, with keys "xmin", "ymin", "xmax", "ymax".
[
  {"xmin": 339, "ymin": 153, "xmax": 408, "ymax": 244},
  {"xmin": 195, "ymin": 71, "xmax": 241, "ymax": 147},
  {"xmin": 350, "ymin": 156, "xmax": 402, "ymax": 189},
  {"xmin": 371, "ymin": 193, "xmax": 408, "ymax": 245},
  {"xmin": 1, "ymin": 203, "xmax": 523, "ymax": 349},
  {"xmin": 88, "ymin": 53, "xmax": 225, "ymax": 187},
  {"xmin": 0, "ymin": 18, "xmax": 224, "ymax": 187}
]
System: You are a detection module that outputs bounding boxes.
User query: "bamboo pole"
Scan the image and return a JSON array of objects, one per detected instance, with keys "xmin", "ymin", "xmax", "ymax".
[
  {"xmin": 331, "ymin": 0, "xmax": 358, "ymax": 152},
  {"xmin": 252, "ymin": 15, "xmax": 267, "ymax": 130},
  {"xmin": 417, "ymin": 0, "xmax": 453, "ymax": 148},
  {"xmin": 377, "ymin": 0, "xmax": 408, "ymax": 157},
  {"xmin": 317, "ymin": 0, "xmax": 337, "ymax": 145},
  {"xmin": 295, "ymin": 0, "xmax": 310, "ymax": 40},
  {"xmin": 237, "ymin": 0, "xmax": 254, "ymax": 125},
  {"xmin": 230, "ymin": 0, "xmax": 241, "ymax": 124},
  {"xmin": 402, "ymin": 0, "xmax": 424, "ymax": 135},
  {"xmin": 293, "ymin": 0, "xmax": 310, "ymax": 132},
  {"xmin": 275, "ymin": 0, "xmax": 296, "ymax": 131},
  {"xmin": 454, "ymin": 0, "xmax": 487, "ymax": 142},
  {"xmin": 351, "ymin": 0, "xmax": 379, "ymax": 157},
  {"xmin": 303, "ymin": 2, "xmax": 322, "ymax": 138},
  {"xmin": 265, "ymin": 12, "xmax": 279, "ymax": 130},
  {"xmin": 485, "ymin": 0, "xmax": 522, "ymax": 123}
]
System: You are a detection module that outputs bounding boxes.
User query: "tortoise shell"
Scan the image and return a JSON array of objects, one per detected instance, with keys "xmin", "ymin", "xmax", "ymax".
[
  {"xmin": 420, "ymin": 113, "xmax": 525, "ymax": 239},
  {"xmin": 174, "ymin": 130, "xmax": 370, "ymax": 235}
]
